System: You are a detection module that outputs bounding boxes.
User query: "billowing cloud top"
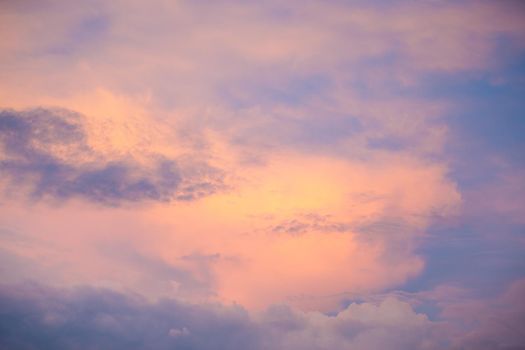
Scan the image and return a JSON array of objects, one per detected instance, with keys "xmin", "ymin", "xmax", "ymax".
[{"xmin": 1, "ymin": 0, "xmax": 524, "ymax": 349}]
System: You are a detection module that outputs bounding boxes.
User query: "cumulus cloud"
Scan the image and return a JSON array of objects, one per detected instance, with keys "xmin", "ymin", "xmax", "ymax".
[
  {"xmin": 2, "ymin": 280, "xmax": 524, "ymax": 350},
  {"xmin": 260, "ymin": 298, "xmax": 446, "ymax": 350},
  {"xmin": 0, "ymin": 2, "xmax": 523, "ymax": 349},
  {"xmin": 0, "ymin": 108, "xmax": 224, "ymax": 205},
  {"xmin": 0, "ymin": 147, "xmax": 461, "ymax": 309},
  {"xmin": 0, "ymin": 282, "xmax": 447, "ymax": 350}
]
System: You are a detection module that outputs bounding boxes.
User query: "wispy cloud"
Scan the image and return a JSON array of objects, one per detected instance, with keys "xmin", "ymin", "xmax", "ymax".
[{"xmin": 0, "ymin": 108, "xmax": 224, "ymax": 205}]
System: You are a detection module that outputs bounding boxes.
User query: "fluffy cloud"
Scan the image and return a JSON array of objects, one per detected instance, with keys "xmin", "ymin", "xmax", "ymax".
[
  {"xmin": 0, "ymin": 282, "xmax": 445, "ymax": 350},
  {"xmin": 0, "ymin": 0, "xmax": 471, "ymax": 313},
  {"xmin": 0, "ymin": 1, "xmax": 524, "ymax": 349},
  {"xmin": 0, "ymin": 146, "xmax": 461, "ymax": 309},
  {"xmin": 4, "ymin": 280, "xmax": 522, "ymax": 350}
]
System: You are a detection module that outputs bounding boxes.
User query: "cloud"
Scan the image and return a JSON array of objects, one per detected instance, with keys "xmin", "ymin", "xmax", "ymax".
[
  {"xmin": 0, "ymin": 108, "xmax": 224, "ymax": 205},
  {"xmin": 0, "ymin": 282, "xmax": 257, "ymax": 350},
  {"xmin": 3, "ymin": 280, "xmax": 524, "ymax": 350},
  {"xmin": 259, "ymin": 298, "xmax": 446, "ymax": 350},
  {"xmin": 268, "ymin": 213, "xmax": 351, "ymax": 236},
  {"xmin": 0, "ymin": 282, "xmax": 447, "ymax": 350},
  {"xmin": 168, "ymin": 326, "xmax": 190, "ymax": 338},
  {"xmin": 0, "ymin": 148, "xmax": 460, "ymax": 310},
  {"xmin": 0, "ymin": 1, "xmax": 522, "ymax": 341},
  {"xmin": 439, "ymin": 279, "xmax": 525, "ymax": 350}
]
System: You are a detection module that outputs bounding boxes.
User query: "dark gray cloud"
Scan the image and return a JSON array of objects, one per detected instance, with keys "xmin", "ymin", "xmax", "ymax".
[
  {"xmin": 0, "ymin": 108, "xmax": 224, "ymax": 205},
  {"xmin": 1, "ymin": 281, "xmax": 523, "ymax": 350},
  {"xmin": 0, "ymin": 283, "xmax": 259, "ymax": 350},
  {"xmin": 0, "ymin": 282, "xmax": 432, "ymax": 350}
]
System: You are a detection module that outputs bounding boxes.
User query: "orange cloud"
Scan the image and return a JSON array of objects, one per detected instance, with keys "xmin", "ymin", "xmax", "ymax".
[{"xmin": 5, "ymin": 0, "xmax": 521, "ymax": 313}]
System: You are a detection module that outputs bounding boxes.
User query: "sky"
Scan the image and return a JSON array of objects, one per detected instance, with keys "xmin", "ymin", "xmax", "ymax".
[{"xmin": 0, "ymin": 0, "xmax": 524, "ymax": 349}]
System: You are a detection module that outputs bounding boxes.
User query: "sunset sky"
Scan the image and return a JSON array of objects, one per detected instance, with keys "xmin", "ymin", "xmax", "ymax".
[{"xmin": 1, "ymin": 1, "xmax": 525, "ymax": 349}]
